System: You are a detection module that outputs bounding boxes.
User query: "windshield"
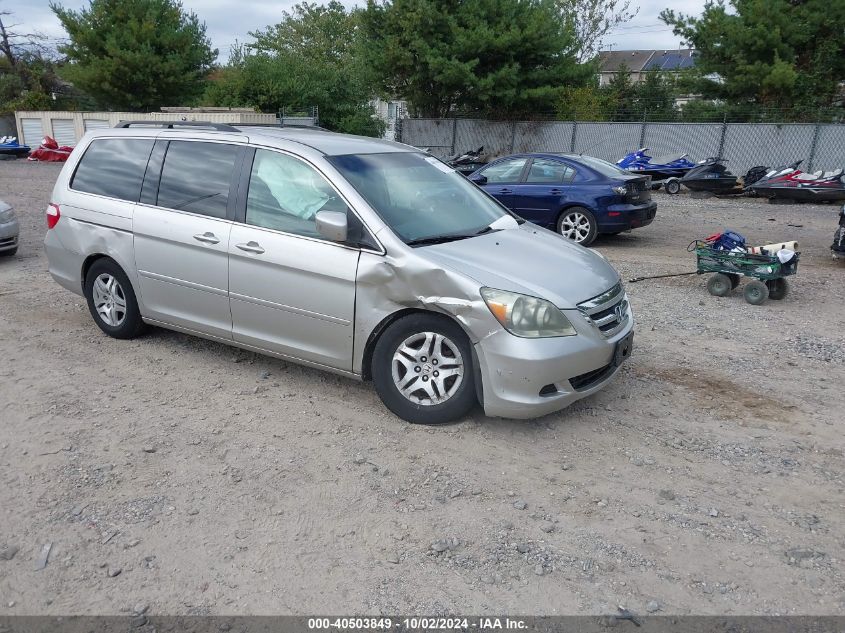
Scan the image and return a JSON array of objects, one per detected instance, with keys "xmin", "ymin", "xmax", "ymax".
[{"xmin": 327, "ymin": 152, "xmax": 509, "ymax": 244}]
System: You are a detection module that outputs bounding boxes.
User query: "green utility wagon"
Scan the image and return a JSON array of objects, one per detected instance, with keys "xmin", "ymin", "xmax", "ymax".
[{"xmin": 692, "ymin": 242, "xmax": 799, "ymax": 305}]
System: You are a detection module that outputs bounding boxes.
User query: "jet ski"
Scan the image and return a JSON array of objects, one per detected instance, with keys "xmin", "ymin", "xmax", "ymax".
[
  {"xmin": 616, "ymin": 148, "xmax": 696, "ymax": 179},
  {"xmin": 447, "ymin": 146, "xmax": 487, "ymax": 176},
  {"xmin": 833, "ymin": 204, "xmax": 845, "ymax": 260},
  {"xmin": 680, "ymin": 157, "xmax": 739, "ymax": 193},
  {"xmin": 0, "ymin": 136, "xmax": 31, "ymax": 158},
  {"xmin": 748, "ymin": 160, "xmax": 845, "ymax": 203}
]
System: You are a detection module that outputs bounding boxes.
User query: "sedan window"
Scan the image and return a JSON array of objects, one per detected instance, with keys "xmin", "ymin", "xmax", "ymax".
[
  {"xmin": 526, "ymin": 159, "xmax": 575, "ymax": 184},
  {"xmin": 479, "ymin": 157, "xmax": 527, "ymax": 183}
]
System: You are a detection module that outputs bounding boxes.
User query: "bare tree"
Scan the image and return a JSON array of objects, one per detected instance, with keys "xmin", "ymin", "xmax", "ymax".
[
  {"xmin": 556, "ymin": 0, "xmax": 638, "ymax": 63},
  {"xmin": 0, "ymin": 5, "xmax": 50, "ymax": 67}
]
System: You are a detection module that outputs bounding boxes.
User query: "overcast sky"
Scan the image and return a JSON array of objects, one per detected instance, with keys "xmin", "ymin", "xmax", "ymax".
[{"xmin": 6, "ymin": 0, "xmax": 706, "ymax": 63}]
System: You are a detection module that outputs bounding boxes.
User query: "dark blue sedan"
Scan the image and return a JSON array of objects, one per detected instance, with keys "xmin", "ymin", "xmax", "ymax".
[{"xmin": 469, "ymin": 153, "xmax": 657, "ymax": 246}]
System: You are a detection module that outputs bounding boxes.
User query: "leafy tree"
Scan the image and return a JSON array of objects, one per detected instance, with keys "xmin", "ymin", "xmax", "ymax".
[
  {"xmin": 361, "ymin": 0, "xmax": 591, "ymax": 118},
  {"xmin": 50, "ymin": 0, "xmax": 217, "ymax": 111},
  {"xmin": 661, "ymin": 0, "xmax": 845, "ymax": 111},
  {"xmin": 203, "ymin": 2, "xmax": 384, "ymax": 137},
  {"xmin": 554, "ymin": 0, "xmax": 637, "ymax": 63}
]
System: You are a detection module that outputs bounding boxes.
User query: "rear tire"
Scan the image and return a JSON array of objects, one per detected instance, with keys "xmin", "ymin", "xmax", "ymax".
[
  {"xmin": 707, "ymin": 273, "xmax": 733, "ymax": 297},
  {"xmin": 727, "ymin": 273, "xmax": 741, "ymax": 289},
  {"xmin": 556, "ymin": 207, "xmax": 598, "ymax": 246},
  {"xmin": 767, "ymin": 278, "xmax": 789, "ymax": 300},
  {"xmin": 744, "ymin": 280, "xmax": 769, "ymax": 305},
  {"xmin": 84, "ymin": 258, "xmax": 146, "ymax": 339},
  {"xmin": 372, "ymin": 314, "xmax": 477, "ymax": 425}
]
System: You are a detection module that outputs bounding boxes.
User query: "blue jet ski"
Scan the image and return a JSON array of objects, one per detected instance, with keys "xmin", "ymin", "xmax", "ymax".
[
  {"xmin": 617, "ymin": 148, "xmax": 696, "ymax": 178},
  {"xmin": 0, "ymin": 136, "xmax": 31, "ymax": 158}
]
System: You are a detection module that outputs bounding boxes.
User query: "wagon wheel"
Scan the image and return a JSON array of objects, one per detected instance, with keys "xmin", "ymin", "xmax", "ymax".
[
  {"xmin": 744, "ymin": 280, "xmax": 769, "ymax": 305},
  {"xmin": 706, "ymin": 273, "xmax": 733, "ymax": 297},
  {"xmin": 727, "ymin": 273, "xmax": 741, "ymax": 289},
  {"xmin": 767, "ymin": 278, "xmax": 789, "ymax": 300}
]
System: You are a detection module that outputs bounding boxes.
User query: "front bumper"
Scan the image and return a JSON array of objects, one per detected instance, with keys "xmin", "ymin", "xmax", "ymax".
[
  {"xmin": 474, "ymin": 302, "xmax": 634, "ymax": 419},
  {"xmin": 601, "ymin": 201, "xmax": 657, "ymax": 232},
  {"xmin": 0, "ymin": 218, "xmax": 19, "ymax": 252}
]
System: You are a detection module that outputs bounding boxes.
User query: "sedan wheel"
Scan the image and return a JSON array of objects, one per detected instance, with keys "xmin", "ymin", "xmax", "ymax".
[{"xmin": 557, "ymin": 207, "xmax": 598, "ymax": 246}]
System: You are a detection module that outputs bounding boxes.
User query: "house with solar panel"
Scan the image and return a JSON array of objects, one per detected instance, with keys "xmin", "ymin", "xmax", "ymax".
[{"xmin": 596, "ymin": 49, "xmax": 696, "ymax": 87}]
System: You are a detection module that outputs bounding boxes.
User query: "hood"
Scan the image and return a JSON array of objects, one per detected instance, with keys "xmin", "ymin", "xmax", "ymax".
[{"xmin": 420, "ymin": 224, "xmax": 620, "ymax": 309}]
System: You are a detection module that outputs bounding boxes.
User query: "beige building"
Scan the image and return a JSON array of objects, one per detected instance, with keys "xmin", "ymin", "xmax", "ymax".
[{"xmin": 13, "ymin": 108, "xmax": 277, "ymax": 147}]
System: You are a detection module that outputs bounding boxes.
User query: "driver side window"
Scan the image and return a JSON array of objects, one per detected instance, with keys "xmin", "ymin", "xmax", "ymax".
[{"xmin": 246, "ymin": 149, "xmax": 346, "ymax": 239}]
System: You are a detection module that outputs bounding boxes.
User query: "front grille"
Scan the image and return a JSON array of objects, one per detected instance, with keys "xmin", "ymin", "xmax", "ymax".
[
  {"xmin": 569, "ymin": 363, "xmax": 614, "ymax": 391},
  {"xmin": 578, "ymin": 282, "xmax": 629, "ymax": 337}
]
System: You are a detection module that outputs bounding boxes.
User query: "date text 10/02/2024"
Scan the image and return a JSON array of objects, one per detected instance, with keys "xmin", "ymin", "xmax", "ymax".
[{"xmin": 307, "ymin": 618, "xmax": 528, "ymax": 630}]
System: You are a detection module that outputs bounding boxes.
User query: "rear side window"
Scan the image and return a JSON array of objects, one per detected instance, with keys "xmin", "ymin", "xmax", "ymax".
[
  {"xmin": 479, "ymin": 157, "xmax": 526, "ymax": 183},
  {"xmin": 156, "ymin": 141, "xmax": 240, "ymax": 218},
  {"xmin": 526, "ymin": 159, "xmax": 575, "ymax": 184},
  {"xmin": 71, "ymin": 138, "xmax": 155, "ymax": 202}
]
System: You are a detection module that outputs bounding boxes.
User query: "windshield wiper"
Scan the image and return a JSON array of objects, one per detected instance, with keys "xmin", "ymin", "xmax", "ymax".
[{"xmin": 406, "ymin": 233, "xmax": 477, "ymax": 247}]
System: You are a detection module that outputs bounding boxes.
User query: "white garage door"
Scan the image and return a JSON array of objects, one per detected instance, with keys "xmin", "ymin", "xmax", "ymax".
[
  {"xmin": 84, "ymin": 119, "xmax": 110, "ymax": 132},
  {"xmin": 52, "ymin": 119, "xmax": 77, "ymax": 147},
  {"xmin": 20, "ymin": 118, "xmax": 44, "ymax": 146}
]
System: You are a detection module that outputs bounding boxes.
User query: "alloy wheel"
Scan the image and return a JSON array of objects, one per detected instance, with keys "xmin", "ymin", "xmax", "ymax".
[{"xmin": 559, "ymin": 211, "xmax": 592, "ymax": 243}]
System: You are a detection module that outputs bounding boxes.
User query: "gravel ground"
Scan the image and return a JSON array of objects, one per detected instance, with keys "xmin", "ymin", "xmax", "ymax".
[{"xmin": 0, "ymin": 161, "xmax": 843, "ymax": 616}]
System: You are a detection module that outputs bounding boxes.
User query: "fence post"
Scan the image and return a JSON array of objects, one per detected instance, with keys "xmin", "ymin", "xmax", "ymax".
[
  {"xmin": 450, "ymin": 116, "xmax": 458, "ymax": 155},
  {"xmin": 806, "ymin": 111, "xmax": 822, "ymax": 173},
  {"xmin": 639, "ymin": 109, "xmax": 647, "ymax": 148},
  {"xmin": 570, "ymin": 120, "xmax": 577, "ymax": 152},
  {"xmin": 395, "ymin": 104, "xmax": 404, "ymax": 143},
  {"xmin": 717, "ymin": 113, "xmax": 728, "ymax": 158},
  {"xmin": 509, "ymin": 120, "xmax": 517, "ymax": 153}
]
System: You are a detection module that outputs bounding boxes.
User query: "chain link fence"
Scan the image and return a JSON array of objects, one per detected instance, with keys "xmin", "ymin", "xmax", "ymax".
[{"xmin": 399, "ymin": 118, "xmax": 845, "ymax": 174}]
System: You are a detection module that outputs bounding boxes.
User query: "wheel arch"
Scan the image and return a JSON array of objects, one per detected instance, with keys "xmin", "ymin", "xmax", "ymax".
[{"xmin": 81, "ymin": 253, "xmax": 114, "ymax": 292}]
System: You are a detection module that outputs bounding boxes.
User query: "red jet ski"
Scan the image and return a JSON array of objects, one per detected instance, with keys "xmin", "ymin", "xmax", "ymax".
[
  {"xmin": 749, "ymin": 160, "xmax": 845, "ymax": 203},
  {"xmin": 28, "ymin": 136, "xmax": 74, "ymax": 162}
]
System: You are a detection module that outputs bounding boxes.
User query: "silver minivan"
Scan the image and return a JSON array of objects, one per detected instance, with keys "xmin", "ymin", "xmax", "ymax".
[{"xmin": 44, "ymin": 122, "xmax": 634, "ymax": 423}]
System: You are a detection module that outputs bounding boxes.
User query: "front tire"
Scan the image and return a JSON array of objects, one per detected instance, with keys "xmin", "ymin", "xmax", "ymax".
[
  {"xmin": 744, "ymin": 280, "xmax": 769, "ymax": 305},
  {"xmin": 84, "ymin": 258, "xmax": 146, "ymax": 339},
  {"xmin": 557, "ymin": 207, "xmax": 598, "ymax": 246},
  {"xmin": 372, "ymin": 314, "xmax": 477, "ymax": 424},
  {"xmin": 707, "ymin": 273, "xmax": 733, "ymax": 297}
]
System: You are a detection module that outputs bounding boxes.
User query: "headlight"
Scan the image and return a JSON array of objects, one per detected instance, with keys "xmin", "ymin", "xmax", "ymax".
[
  {"xmin": 481, "ymin": 288, "xmax": 576, "ymax": 338},
  {"xmin": 612, "ymin": 185, "xmax": 627, "ymax": 195},
  {"xmin": 0, "ymin": 208, "xmax": 15, "ymax": 223}
]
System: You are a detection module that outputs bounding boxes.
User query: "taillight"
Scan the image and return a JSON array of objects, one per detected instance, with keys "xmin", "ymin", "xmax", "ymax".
[{"xmin": 47, "ymin": 203, "xmax": 61, "ymax": 229}]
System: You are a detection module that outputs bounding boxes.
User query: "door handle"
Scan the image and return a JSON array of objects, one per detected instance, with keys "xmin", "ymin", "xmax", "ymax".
[
  {"xmin": 193, "ymin": 232, "xmax": 219, "ymax": 244},
  {"xmin": 236, "ymin": 241, "xmax": 265, "ymax": 254},
  {"xmin": 550, "ymin": 189, "xmax": 563, "ymax": 194},
  {"xmin": 498, "ymin": 188, "xmax": 513, "ymax": 194}
]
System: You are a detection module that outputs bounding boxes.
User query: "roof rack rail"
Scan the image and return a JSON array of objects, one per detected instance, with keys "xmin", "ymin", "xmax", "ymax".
[{"xmin": 115, "ymin": 121, "xmax": 241, "ymax": 132}]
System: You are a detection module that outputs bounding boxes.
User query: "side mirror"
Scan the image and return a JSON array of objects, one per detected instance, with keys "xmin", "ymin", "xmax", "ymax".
[
  {"xmin": 469, "ymin": 174, "xmax": 487, "ymax": 185},
  {"xmin": 316, "ymin": 210, "xmax": 348, "ymax": 242}
]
